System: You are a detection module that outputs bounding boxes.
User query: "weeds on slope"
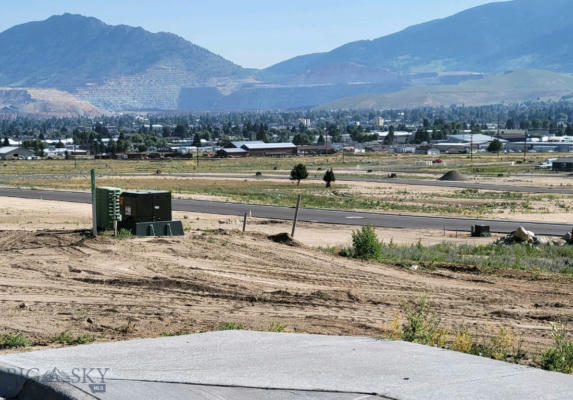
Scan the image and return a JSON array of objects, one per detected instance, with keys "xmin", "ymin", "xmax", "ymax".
[
  {"xmin": 327, "ymin": 226, "xmax": 573, "ymax": 274},
  {"xmin": 0, "ymin": 333, "xmax": 30, "ymax": 349},
  {"xmin": 387, "ymin": 296, "xmax": 573, "ymax": 373}
]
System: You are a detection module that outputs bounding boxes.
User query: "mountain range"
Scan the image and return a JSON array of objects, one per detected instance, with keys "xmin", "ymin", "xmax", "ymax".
[
  {"xmin": 1, "ymin": 0, "xmax": 573, "ymax": 115},
  {"xmin": 319, "ymin": 70, "xmax": 573, "ymax": 110}
]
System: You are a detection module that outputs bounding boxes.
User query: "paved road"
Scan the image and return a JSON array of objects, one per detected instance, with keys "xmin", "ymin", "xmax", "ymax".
[
  {"xmin": 1, "ymin": 187, "xmax": 571, "ymax": 236},
  {"xmin": 1, "ymin": 331, "xmax": 573, "ymax": 400}
]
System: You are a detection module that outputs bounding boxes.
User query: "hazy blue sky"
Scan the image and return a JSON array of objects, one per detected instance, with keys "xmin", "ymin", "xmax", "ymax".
[{"xmin": 2, "ymin": 0, "xmax": 506, "ymax": 68}]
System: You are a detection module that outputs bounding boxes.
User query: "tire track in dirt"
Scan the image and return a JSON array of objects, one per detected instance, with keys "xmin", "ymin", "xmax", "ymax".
[{"xmin": 0, "ymin": 229, "xmax": 571, "ymax": 360}]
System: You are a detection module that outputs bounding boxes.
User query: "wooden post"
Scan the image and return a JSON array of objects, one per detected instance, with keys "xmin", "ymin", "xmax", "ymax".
[
  {"xmin": 91, "ymin": 169, "xmax": 97, "ymax": 237},
  {"xmin": 291, "ymin": 194, "xmax": 302, "ymax": 237},
  {"xmin": 242, "ymin": 212, "xmax": 248, "ymax": 233}
]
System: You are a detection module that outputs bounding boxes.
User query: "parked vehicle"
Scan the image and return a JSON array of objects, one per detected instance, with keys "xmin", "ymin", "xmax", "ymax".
[{"xmin": 535, "ymin": 158, "xmax": 557, "ymax": 169}]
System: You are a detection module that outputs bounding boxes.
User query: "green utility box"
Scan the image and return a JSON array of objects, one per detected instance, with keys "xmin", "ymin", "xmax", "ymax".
[
  {"xmin": 133, "ymin": 221, "xmax": 184, "ymax": 237},
  {"xmin": 119, "ymin": 191, "xmax": 183, "ymax": 236},
  {"xmin": 471, "ymin": 225, "xmax": 491, "ymax": 238},
  {"xmin": 96, "ymin": 187, "xmax": 122, "ymax": 231}
]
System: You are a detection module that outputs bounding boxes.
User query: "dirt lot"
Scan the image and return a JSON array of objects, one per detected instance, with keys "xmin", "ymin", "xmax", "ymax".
[{"xmin": 0, "ymin": 197, "xmax": 571, "ymax": 365}]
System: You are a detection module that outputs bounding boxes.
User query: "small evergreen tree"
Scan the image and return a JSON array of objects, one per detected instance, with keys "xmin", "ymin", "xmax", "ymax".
[
  {"xmin": 290, "ymin": 163, "xmax": 308, "ymax": 186},
  {"xmin": 323, "ymin": 168, "xmax": 336, "ymax": 188},
  {"xmin": 487, "ymin": 139, "xmax": 503, "ymax": 153},
  {"xmin": 384, "ymin": 126, "xmax": 395, "ymax": 145},
  {"xmin": 317, "ymin": 134, "xmax": 325, "ymax": 146},
  {"xmin": 173, "ymin": 124, "xmax": 188, "ymax": 138},
  {"xmin": 1, "ymin": 137, "xmax": 9, "ymax": 147}
]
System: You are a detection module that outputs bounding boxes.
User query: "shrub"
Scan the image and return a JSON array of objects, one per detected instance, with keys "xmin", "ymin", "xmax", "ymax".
[
  {"xmin": 401, "ymin": 296, "xmax": 448, "ymax": 347},
  {"xmin": 386, "ymin": 312, "xmax": 402, "ymax": 340},
  {"xmin": 541, "ymin": 323, "xmax": 573, "ymax": 373},
  {"xmin": 351, "ymin": 225, "xmax": 382, "ymax": 260},
  {"xmin": 0, "ymin": 333, "xmax": 29, "ymax": 349},
  {"xmin": 473, "ymin": 326, "xmax": 521, "ymax": 361},
  {"xmin": 451, "ymin": 325, "xmax": 473, "ymax": 353},
  {"xmin": 267, "ymin": 322, "xmax": 286, "ymax": 332}
]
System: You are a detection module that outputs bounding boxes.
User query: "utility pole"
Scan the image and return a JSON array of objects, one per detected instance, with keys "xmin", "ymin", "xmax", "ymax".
[
  {"xmin": 470, "ymin": 133, "xmax": 473, "ymax": 161},
  {"xmin": 196, "ymin": 147, "xmax": 199, "ymax": 169},
  {"xmin": 523, "ymin": 130, "xmax": 528, "ymax": 162}
]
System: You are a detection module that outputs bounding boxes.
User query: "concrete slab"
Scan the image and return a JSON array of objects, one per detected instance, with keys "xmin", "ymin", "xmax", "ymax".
[{"xmin": 0, "ymin": 331, "xmax": 572, "ymax": 399}]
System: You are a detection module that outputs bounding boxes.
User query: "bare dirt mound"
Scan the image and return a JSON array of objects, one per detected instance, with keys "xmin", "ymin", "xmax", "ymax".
[
  {"xmin": 0, "ymin": 228, "xmax": 571, "ymax": 365},
  {"xmin": 268, "ymin": 233, "xmax": 302, "ymax": 247},
  {"xmin": 0, "ymin": 230, "xmax": 87, "ymax": 251},
  {"xmin": 439, "ymin": 170, "xmax": 467, "ymax": 181}
]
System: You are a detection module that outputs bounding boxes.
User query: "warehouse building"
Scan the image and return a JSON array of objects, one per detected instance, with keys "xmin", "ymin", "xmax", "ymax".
[
  {"xmin": 218, "ymin": 141, "xmax": 297, "ymax": 157},
  {"xmin": 0, "ymin": 146, "xmax": 35, "ymax": 160},
  {"xmin": 215, "ymin": 147, "xmax": 249, "ymax": 158},
  {"xmin": 552, "ymin": 157, "xmax": 573, "ymax": 172},
  {"xmin": 241, "ymin": 142, "xmax": 297, "ymax": 157}
]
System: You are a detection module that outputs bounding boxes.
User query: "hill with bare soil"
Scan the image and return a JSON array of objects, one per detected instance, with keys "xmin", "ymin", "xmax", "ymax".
[{"xmin": 0, "ymin": 227, "xmax": 570, "ymax": 364}]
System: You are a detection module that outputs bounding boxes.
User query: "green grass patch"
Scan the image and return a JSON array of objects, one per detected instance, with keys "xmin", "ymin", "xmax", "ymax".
[
  {"xmin": 332, "ymin": 239, "xmax": 573, "ymax": 274},
  {"xmin": 116, "ymin": 229, "xmax": 133, "ymax": 240},
  {"xmin": 160, "ymin": 331, "xmax": 190, "ymax": 337},
  {"xmin": 0, "ymin": 333, "xmax": 30, "ymax": 349},
  {"xmin": 219, "ymin": 322, "xmax": 244, "ymax": 331},
  {"xmin": 267, "ymin": 322, "xmax": 287, "ymax": 333},
  {"xmin": 50, "ymin": 332, "xmax": 95, "ymax": 345}
]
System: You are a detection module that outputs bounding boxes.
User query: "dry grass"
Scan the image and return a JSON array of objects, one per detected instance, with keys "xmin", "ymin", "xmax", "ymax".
[
  {"xmin": 0, "ymin": 152, "xmax": 565, "ymax": 176},
  {"xmin": 3, "ymin": 173, "xmax": 572, "ymax": 218}
]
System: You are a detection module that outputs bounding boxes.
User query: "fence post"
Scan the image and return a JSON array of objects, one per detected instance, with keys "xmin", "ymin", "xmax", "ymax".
[
  {"xmin": 242, "ymin": 212, "xmax": 248, "ymax": 232},
  {"xmin": 291, "ymin": 194, "xmax": 302, "ymax": 237}
]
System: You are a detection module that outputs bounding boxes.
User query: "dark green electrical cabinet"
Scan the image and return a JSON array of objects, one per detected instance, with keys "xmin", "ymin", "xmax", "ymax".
[
  {"xmin": 96, "ymin": 187, "xmax": 122, "ymax": 231},
  {"xmin": 119, "ymin": 191, "xmax": 183, "ymax": 236}
]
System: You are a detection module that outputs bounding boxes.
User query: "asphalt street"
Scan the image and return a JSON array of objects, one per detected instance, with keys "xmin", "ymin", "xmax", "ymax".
[{"xmin": 0, "ymin": 187, "xmax": 571, "ymax": 236}]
